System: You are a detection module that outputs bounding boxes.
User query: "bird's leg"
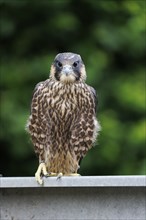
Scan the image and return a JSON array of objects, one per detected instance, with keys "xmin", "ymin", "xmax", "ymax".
[
  {"xmin": 35, "ymin": 163, "xmax": 80, "ymax": 184},
  {"xmin": 35, "ymin": 162, "xmax": 48, "ymax": 185}
]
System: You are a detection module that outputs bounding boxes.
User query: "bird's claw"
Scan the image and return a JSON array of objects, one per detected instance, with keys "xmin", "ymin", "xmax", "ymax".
[
  {"xmin": 57, "ymin": 172, "xmax": 63, "ymax": 179},
  {"xmin": 35, "ymin": 162, "xmax": 48, "ymax": 185},
  {"xmin": 45, "ymin": 172, "xmax": 63, "ymax": 179},
  {"xmin": 35, "ymin": 163, "xmax": 80, "ymax": 185}
]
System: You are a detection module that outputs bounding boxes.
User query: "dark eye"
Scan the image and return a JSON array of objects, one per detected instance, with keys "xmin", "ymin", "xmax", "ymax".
[
  {"xmin": 73, "ymin": 61, "xmax": 79, "ymax": 68},
  {"xmin": 57, "ymin": 61, "xmax": 62, "ymax": 68}
]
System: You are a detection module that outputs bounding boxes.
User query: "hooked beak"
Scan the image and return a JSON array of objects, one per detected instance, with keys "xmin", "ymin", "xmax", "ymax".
[{"xmin": 62, "ymin": 65, "xmax": 73, "ymax": 75}]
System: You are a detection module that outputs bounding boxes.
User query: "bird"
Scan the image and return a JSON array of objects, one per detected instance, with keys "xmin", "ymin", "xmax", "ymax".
[{"xmin": 26, "ymin": 52, "xmax": 100, "ymax": 184}]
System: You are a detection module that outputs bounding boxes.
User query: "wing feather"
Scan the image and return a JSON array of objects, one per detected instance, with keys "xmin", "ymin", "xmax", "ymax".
[
  {"xmin": 27, "ymin": 80, "xmax": 50, "ymax": 161},
  {"xmin": 88, "ymin": 86, "xmax": 98, "ymax": 113},
  {"xmin": 72, "ymin": 85, "xmax": 99, "ymax": 164}
]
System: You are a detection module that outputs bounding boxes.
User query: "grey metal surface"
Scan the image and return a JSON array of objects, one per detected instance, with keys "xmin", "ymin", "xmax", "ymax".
[
  {"xmin": 0, "ymin": 176, "xmax": 146, "ymax": 220},
  {"xmin": 0, "ymin": 175, "xmax": 146, "ymax": 188}
]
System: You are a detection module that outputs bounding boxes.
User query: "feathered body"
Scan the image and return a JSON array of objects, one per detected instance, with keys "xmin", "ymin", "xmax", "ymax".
[{"xmin": 27, "ymin": 52, "xmax": 100, "ymax": 181}]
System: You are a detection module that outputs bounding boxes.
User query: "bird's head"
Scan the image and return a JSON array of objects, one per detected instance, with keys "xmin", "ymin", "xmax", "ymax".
[{"xmin": 50, "ymin": 52, "xmax": 86, "ymax": 83}]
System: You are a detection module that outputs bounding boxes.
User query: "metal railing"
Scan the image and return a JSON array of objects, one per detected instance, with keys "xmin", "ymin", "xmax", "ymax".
[{"xmin": 0, "ymin": 176, "xmax": 146, "ymax": 220}]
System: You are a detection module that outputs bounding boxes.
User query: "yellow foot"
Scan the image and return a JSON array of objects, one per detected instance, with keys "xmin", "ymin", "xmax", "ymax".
[
  {"xmin": 45, "ymin": 172, "xmax": 58, "ymax": 177},
  {"xmin": 45, "ymin": 172, "xmax": 63, "ymax": 179},
  {"xmin": 35, "ymin": 162, "xmax": 48, "ymax": 185},
  {"xmin": 57, "ymin": 172, "xmax": 63, "ymax": 179},
  {"xmin": 65, "ymin": 173, "xmax": 81, "ymax": 176}
]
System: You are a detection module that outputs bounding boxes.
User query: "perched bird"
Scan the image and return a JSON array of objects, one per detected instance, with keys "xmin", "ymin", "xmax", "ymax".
[{"xmin": 27, "ymin": 52, "xmax": 100, "ymax": 184}]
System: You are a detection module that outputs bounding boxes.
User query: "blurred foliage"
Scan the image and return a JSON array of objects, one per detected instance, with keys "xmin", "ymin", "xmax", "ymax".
[{"xmin": 0, "ymin": 0, "xmax": 145, "ymax": 176}]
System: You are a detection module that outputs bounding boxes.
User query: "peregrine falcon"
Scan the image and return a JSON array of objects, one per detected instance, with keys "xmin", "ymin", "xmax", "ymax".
[{"xmin": 27, "ymin": 52, "xmax": 100, "ymax": 184}]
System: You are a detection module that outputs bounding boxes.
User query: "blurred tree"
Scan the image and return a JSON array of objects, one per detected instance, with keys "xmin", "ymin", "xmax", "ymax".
[{"xmin": 0, "ymin": 0, "xmax": 145, "ymax": 176}]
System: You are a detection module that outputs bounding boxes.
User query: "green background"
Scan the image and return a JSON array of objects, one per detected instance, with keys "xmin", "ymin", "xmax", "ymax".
[{"xmin": 0, "ymin": 0, "xmax": 145, "ymax": 177}]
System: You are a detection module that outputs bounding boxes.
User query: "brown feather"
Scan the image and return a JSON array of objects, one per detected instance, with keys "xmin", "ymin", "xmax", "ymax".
[{"xmin": 27, "ymin": 53, "xmax": 100, "ymax": 174}]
